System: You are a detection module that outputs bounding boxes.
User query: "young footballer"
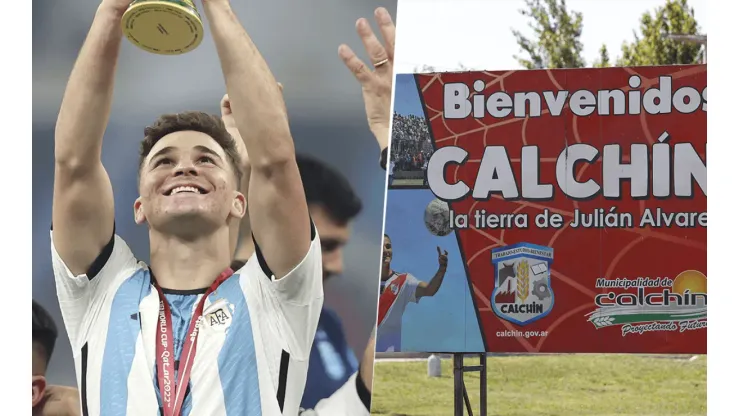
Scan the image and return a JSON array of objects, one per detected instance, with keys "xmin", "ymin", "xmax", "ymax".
[{"xmin": 51, "ymin": 0, "xmax": 321, "ymax": 415}]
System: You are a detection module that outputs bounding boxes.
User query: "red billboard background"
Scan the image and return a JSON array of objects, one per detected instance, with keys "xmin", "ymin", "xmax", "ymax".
[{"xmin": 416, "ymin": 65, "xmax": 707, "ymax": 354}]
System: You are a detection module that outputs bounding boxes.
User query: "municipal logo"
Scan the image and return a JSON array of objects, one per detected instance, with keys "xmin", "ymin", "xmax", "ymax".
[
  {"xmin": 586, "ymin": 270, "xmax": 707, "ymax": 337},
  {"xmin": 491, "ymin": 243, "xmax": 554, "ymax": 326}
]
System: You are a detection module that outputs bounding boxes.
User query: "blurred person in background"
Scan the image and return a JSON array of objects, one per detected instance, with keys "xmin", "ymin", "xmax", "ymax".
[
  {"xmin": 229, "ymin": 150, "xmax": 363, "ymax": 410},
  {"xmin": 333, "ymin": 5, "xmax": 446, "ymax": 356},
  {"xmin": 223, "ymin": 84, "xmax": 364, "ymax": 408},
  {"xmin": 300, "ymin": 334, "xmax": 375, "ymax": 415},
  {"xmin": 229, "ymin": 7, "xmax": 397, "ymax": 413},
  {"xmin": 302, "ymin": 7, "xmax": 396, "ymax": 413},
  {"xmin": 298, "ymin": 6, "xmax": 396, "ymax": 413},
  {"xmin": 32, "ymin": 300, "xmax": 57, "ymax": 410},
  {"xmin": 33, "ymin": 300, "xmax": 80, "ymax": 416},
  {"xmin": 51, "ymin": 0, "xmax": 321, "ymax": 414},
  {"xmin": 338, "ymin": 19, "xmax": 447, "ymax": 350}
]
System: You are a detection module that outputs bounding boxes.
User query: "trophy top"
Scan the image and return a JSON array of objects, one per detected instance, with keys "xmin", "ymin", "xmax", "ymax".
[{"xmin": 122, "ymin": 0, "xmax": 204, "ymax": 55}]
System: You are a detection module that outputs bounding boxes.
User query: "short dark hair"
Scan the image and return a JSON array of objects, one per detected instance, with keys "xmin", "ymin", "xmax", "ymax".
[
  {"xmin": 138, "ymin": 111, "xmax": 243, "ymax": 186},
  {"xmin": 296, "ymin": 154, "xmax": 362, "ymax": 224},
  {"xmin": 32, "ymin": 301, "xmax": 58, "ymax": 366}
]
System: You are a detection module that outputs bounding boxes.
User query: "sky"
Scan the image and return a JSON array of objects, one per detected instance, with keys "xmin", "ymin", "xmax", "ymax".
[
  {"xmin": 385, "ymin": 189, "xmax": 485, "ymax": 352},
  {"xmin": 395, "ymin": 0, "xmax": 707, "ymax": 73},
  {"xmin": 392, "ymin": 74, "xmax": 426, "ymax": 117}
]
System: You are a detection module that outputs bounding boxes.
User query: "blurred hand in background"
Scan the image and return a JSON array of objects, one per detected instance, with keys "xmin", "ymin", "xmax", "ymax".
[{"xmin": 339, "ymin": 7, "xmax": 395, "ymax": 151}]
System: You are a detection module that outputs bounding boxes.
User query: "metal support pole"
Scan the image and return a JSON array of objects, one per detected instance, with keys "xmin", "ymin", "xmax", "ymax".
[
  {"xmin": 452, "ymin": 353, "xmax": 488, "ymax": 416},
  {"xmin": 463, "ymin": 385, "xmax": 474, "ymax": 415},
  {"xmin": 480, "ymin": 353, "xmax": 487, "ymax": 416},
  {"xmin": 454, "ymin": 354, "xmax": 464, "ymax": 416}
]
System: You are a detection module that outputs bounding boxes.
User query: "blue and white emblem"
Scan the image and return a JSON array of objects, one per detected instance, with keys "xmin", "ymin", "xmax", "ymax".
[{"xmin": 491, "ymin": 242, "xmax": 555, "ymax": 326}]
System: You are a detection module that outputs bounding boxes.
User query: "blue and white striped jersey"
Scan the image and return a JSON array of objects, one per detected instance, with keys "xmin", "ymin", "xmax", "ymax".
[{"xmin": 51, "ymin": 225, "xmax": 323, "ymax": 416}]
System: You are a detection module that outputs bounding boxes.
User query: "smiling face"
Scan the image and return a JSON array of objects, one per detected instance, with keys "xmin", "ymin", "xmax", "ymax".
[
  {"xmin": 382, "ymin": 234, "xmax": 392, "ymax": 266},
  {"xmin": 134, "ymin": 114, "xmax": 246, "ymax": 237}
]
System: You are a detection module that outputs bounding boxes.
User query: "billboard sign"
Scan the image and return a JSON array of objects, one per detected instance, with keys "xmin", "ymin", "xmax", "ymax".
[{"xmin": 380, "ymin": 66, "xmax": 706, "ymax": 354}]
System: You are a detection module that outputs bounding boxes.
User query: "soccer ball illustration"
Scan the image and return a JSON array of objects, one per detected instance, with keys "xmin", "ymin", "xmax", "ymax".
[{"xmin": 424, "ymin": 198, "xmax": 453, "ymax": 237}]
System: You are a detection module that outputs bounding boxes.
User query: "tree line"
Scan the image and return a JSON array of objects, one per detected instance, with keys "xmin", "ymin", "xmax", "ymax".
[
  {"xmin": 514, "ymin": 0, "xmax": 703, "ymax": 69},
  {"xmin": 414, "ymin": 0, "xmax": 703, "ymax": 72}
]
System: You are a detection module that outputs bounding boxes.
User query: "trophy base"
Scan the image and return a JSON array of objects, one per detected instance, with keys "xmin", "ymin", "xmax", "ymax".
[{"xmin": 122, "ymin": 0, "xmax": 204, "ymax": 55}]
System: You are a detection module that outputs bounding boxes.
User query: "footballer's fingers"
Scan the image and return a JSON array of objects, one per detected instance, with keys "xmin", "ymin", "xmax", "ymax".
[
  {"xmin": 221, "ymin": 94, "xmax": 232, "ymax": 116},
  {"xmin": 374, "ymin": 7, "xmax": 395, "ymax": 61},
  {"xmin": 225, "ymin": 82, "xmax": 285, "ymax": 119},
  {"xmin": 339, "ymin": 44, "xmax": 374, "ymax": 85},
  {"xmin": 356, "ymin": 17, "xmax": 390, "ymax": 71}
]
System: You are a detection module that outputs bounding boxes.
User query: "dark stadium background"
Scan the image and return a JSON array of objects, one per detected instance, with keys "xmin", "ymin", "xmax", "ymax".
[{"xmin": 32, "ymin": 0, "xmax": 395, "ymax": 386}]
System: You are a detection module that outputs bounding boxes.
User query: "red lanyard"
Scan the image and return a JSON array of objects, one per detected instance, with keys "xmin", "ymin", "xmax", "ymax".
[{"xmin": 153, "ymin": 268, "xmax": 233, "ymax": 416}]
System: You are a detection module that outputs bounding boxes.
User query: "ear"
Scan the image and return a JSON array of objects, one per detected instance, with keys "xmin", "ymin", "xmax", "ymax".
[
  {"xmin": 133, "ymin": 197, "xmax": 147, "ymax": 225},
  {"xmin": 32, "ymin": 375, "xmax": 46, "ymax": 408},
  {"xmin": 231, "ymin": 191, "xmax": 247, "ymax": 219}
]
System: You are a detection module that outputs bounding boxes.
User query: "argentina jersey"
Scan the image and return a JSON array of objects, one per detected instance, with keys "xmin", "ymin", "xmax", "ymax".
[{"xmin": 50, "ymin": 223, "xmax": 323, "ymax": 416}]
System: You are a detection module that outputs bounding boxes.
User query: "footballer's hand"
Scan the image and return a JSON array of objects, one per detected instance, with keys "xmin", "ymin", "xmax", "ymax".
[
  {"xmin": 221, "ymin": 83, "xmax": 284, "ymax": 169},
  {"xmin": 99, "ymin": 0, "xmax": 134, "ymax": 15},
  {"xmin": 221, "ymin": 82, "xmax": 285, "ymax": 129},
  {"xmin": 220, "ymin": 93, "xmax": 239, "ymax": 130},
  {"xmin": 339, "ymin": 7, "xmax": 395, "ymax": 150},
  {"xmin": 220, "ymin": 93, "xmax": 249, "ymax": 171}
]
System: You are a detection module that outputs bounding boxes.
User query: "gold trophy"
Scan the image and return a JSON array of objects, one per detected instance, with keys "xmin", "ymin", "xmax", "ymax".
[{"xmin": 121, "ymin": 0, "xmax": 204, "ymax": 55}]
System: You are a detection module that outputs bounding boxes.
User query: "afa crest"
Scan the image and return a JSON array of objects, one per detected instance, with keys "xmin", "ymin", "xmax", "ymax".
[
  {"xmin": 203, "ymin": 298, "xmax": 233, "ymax": 331},
  {"xmin": 491, "ymin": 243, "xmax": 554, "ymax": 326}
]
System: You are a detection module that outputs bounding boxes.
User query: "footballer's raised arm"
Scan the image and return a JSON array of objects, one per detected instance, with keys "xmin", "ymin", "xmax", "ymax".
[
  {"xmin": 52, "ymin": 0, "xmax": 129, "ymax": 275},
  {"xmin": 204, "ymin": 1, "xmax": 310, "ymax": 279}
]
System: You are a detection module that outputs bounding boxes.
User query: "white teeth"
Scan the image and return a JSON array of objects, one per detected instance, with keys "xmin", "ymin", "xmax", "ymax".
[{"xmin": 171, "ymin": 186, "xmax": 200, "ymax": 195}]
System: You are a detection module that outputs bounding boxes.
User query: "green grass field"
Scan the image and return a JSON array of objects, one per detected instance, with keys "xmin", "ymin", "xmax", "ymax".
[
  {"xmin": 371, "ymin": 355, "xmax": 706, "ymax": 416},
  {"xmin": 389, "ymin": 178, "xmax": 425, "ymax": 187}
]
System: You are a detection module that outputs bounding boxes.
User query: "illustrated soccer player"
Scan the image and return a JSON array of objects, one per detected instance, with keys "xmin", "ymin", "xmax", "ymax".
[
  {"xmin": 376, "ymin": 235, "xmax": 449, "ymax": 352},
  {"xmin": 50, "ymin": 0, "xmax": 322, "ymax": 414}
]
